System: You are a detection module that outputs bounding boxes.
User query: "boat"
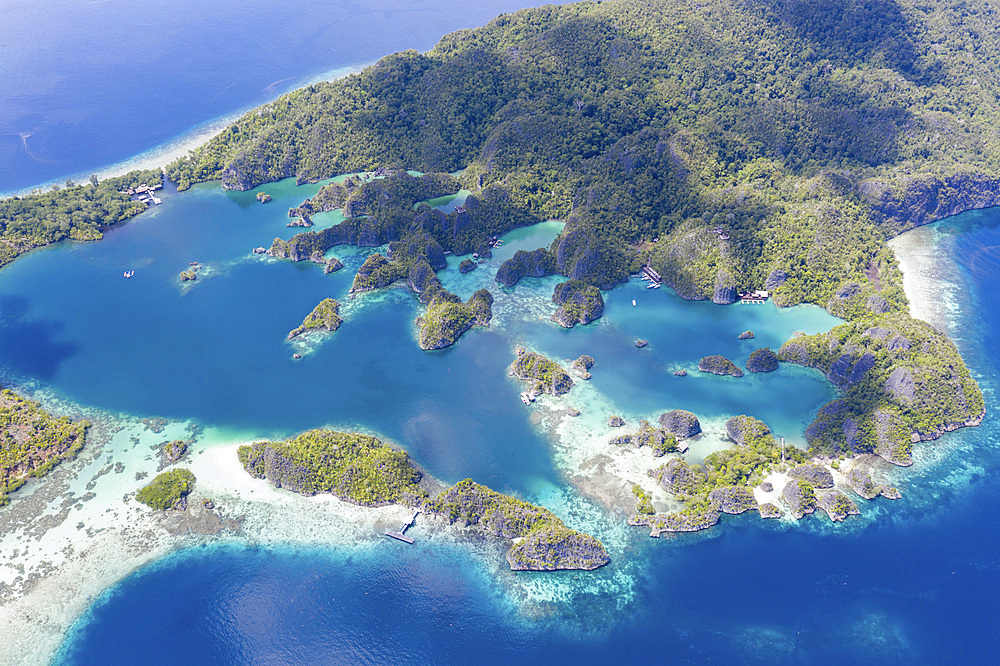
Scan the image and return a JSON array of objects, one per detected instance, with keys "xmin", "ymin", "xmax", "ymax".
[{"xmin": 632, "ymin": 299, "xmax": 637, "ymax": 307}]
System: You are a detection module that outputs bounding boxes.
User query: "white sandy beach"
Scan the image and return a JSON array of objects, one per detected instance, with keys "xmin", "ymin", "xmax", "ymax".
[{"xmin": 888, "ymin": 224, "xmax": 964, "ymax": 335}]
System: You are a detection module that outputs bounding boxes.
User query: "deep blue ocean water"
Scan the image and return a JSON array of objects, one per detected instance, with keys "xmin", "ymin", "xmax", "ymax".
[
  {"xmin": 1, "ymin": 1, "xmax": 998, "ymax": 663},
  {"xmin": 0, "ymin": 0, "xmax": 555, "ymax": 194}
]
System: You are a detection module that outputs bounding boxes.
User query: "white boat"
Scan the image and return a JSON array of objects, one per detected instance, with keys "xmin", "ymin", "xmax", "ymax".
[{"xmin": 632, "ymin": 299, "xmax": 636, "ymax": 307}]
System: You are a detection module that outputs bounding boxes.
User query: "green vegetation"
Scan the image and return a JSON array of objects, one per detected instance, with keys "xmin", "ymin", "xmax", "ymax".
[
  {"xmin": 746, "ymin": 347, "xmax": 779, "ymax": 373},
  {"xmin": 632, "ymin": 484, "xmax": 655, "ymax": 515},
  {"xmin": 0, "ymin": 0, "xmax": 988, "ymax": 533},
  {"xmin": 288, "ymin": 298, "xmax": 342, "ymax": 339},
  {"xmin": 702, "ymin": 430, "xmax": 806, "ymax": 489},
  {"xmin": 571, "ymin": 354, "xmax": 594, "ymax": 379},
  {"xmin": 496, "ymin": 249, "xmax": 557, "ymax": 287},
  {"xmin": 0, "ymin": 170, "xmax": 162, "ymax": 269},
  {"xmin": 428, "ymin": 478, "xmax": 609, "ymax": 570},
  {"xmin": 162, "ymin": 439, "xmax": 188, "ymax": 463},
  {"xmin": 633, "ymin": 420, "xmax": 680, "ymax": 457},
  {"xmin": 698, "ymin": 355, "xmax": 744, "ymax": 377},
  {"xmin": 724, "ymin": 415, "xmax": 772, "ymax": 446},
  {"xmin": 238, "ymin": 429, "xmax": 426, "ymax": 506},
  {"xmin": 162, "ymin": 0, "xmax": 1000, "ymax": 303},
  {"xmin": 643, "ymin": 415, "xmax": 811, "ymax": 529},
  {"xmin": 551, "ymin": 280, "xmax": 604, "ymax": 327},
  {"xmin": 779, "ymin": 313, "xmax": 984, "ymax": 464},
  {"xmin": 9, "ymin": 0, "xmax": 1000, "ymax": 321},
  {"xmin": 136, "ymin": 468, "xmax": 196, "ymax": 510},
  {"xmin": 351, "ymin": 253, "xmax": 408, "ymax": 292},
  {"xmin": 783, "ymin": 480, "xmax": 818, "ymax": 519},
  {"xmin": 510, "ymin": 346, "xmax": 574, "ymax": 395},
  {"xmin": 417, "ymin": 288, "xmax": 493, "ymax": 350},
  {"xmin": 0, "ymin": 389, "xmax": 89, "ymax": 507}
]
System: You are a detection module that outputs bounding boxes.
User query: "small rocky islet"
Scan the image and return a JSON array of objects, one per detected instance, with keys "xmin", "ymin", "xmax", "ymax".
[
  {"xmin": 698, "ymin": 354, "xmax": 744, "ymax": 377},
  {"xmin": 287, "ymin": 298, "xmax": 343, "ymax": 340},
  {"xmin": 509, "ymin": 347, "xmax": 574, "ymax": 397},
  {"xmin": 551, "ymin": 280, "xmax": 604, "ymax": 327}
]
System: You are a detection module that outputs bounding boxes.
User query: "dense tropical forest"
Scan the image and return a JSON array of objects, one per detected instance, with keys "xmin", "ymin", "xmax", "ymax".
[
  {"xmin": 161, "ymin": 0, "xmax": 1000, "ymax": 310},
  {"xmin": 0, "ymin": 170, "xmax": 161, "ymax": 269}
]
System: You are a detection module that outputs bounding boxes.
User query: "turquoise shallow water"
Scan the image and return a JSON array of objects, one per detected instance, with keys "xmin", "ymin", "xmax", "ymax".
[{"xmin": 0, "ymin": 177, "xmax": 838, "ymax": 491}]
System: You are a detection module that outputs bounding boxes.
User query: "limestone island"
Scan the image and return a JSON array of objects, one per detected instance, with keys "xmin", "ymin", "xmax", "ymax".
[
  {"xmin": 160, "ymin": 439, "xmax": 189, "ymax": 464},
  {"xmin": 238, "ymin": 429, "xmax": 608, "ymax": 571},
  {"xmin": 746, "ymin": 347, "xmax": 779, "ymax": 373},
  {"xmin": 551, "ymin": 280, "xmax": 604, "ymax": 327},
  {"xmin": 287, "ymin": 298, "xmax": 342, "ymax": 340},
  {"xmin": 571, "ymin": 355, "xmax": 594, "ymax": 379},
  {"xmin": 625, "ymin": 411, "xmax": 907, "ymax": 536},
  {"xmin": 510, "ymin": 347, "xmax": 574, "ymax": 398},
  {"xmin": 495, "ymin": 248, "xmax": 556, "ymax": 287},
  {"xmin": 416, "ymin": 288, "xmax": 493, "ymax": 350},
  {"xmin": 427, "ymin": 479, "xmax": 610, "ymax": 571},
  {"xmin": 698, "ymin": 354, "xmax": 744, "ymax": 377},
  {"xmin": 779, "ymin": 313, "xmax": 984, "ymax": 466},
  {"xmin": 609, "ymin": 410, "xmax": 700, "ymax": 457}
]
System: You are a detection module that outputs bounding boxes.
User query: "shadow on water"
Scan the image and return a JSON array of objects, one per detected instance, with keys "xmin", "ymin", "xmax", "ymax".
[{"xmin": 0, "ymin": 294, "xmax": 78, "ymax": 381}]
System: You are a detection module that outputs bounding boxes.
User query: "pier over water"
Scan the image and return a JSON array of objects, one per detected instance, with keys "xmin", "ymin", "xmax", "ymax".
[{"xmin": 385, "ymin": 509, "xmax": 420, "ymax": 544}]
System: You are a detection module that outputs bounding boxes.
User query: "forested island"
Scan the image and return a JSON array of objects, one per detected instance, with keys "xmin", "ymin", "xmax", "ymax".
[
  {"xmin": 2, "ymin": 0, "xmax": 997, "ymax": 544},
  {"xmin": 0, "ymin": 389, "xmax": 89, "ymax": 507},
  {"xmin": 288, "ymin": 298, "xmax": 343, "ymax": 339},
  {"xmin": 0, "ymin": 170, "xmax": 161, "ymax": 269},
  {"xmin": 238, "ymin": 429, "xmax": 609, "ymax": 570}
]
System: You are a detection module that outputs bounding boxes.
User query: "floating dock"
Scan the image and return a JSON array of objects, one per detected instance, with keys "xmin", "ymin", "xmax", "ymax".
[{"xmin": 385, "ymin": 509, "xmax": 420, "ymax": 544}]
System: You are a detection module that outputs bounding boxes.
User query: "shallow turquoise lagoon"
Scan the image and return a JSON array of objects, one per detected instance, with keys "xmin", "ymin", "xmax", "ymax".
[{"xmin": 0, "ymin": 178, "xmax": 838, "ymax": 490}]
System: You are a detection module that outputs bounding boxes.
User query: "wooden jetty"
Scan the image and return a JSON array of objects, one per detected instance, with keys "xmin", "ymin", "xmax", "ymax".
[
  {"xmin": 385, "ymin": 509, "xmax": 420, "ymax": 544},
  {"xmin": 641, "ymin": 265, "xmax": 662, "ymax": 285}
]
